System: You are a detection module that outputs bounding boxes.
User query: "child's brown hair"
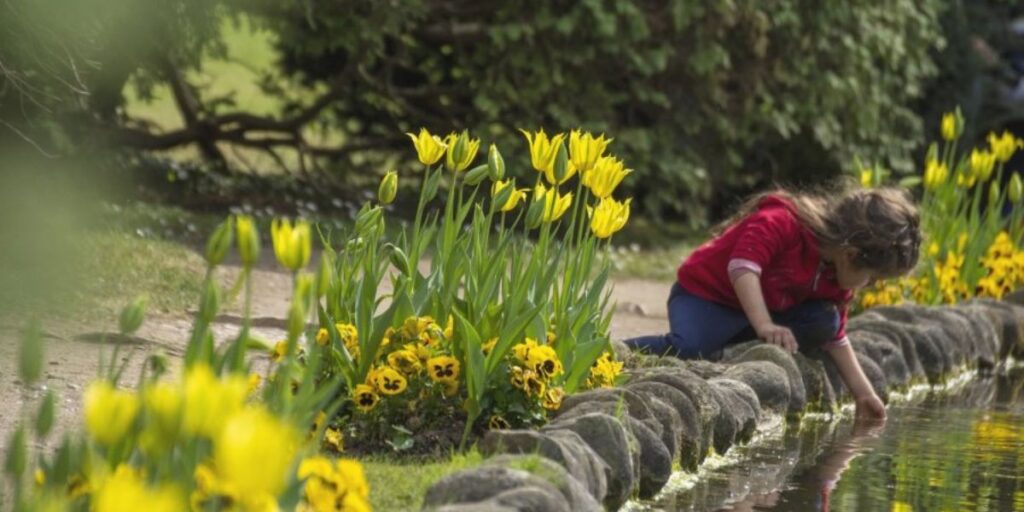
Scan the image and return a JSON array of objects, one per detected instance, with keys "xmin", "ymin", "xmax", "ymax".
[{"xmin": 720, "ymin": 185, "xmax": 921, "ymax": 278}]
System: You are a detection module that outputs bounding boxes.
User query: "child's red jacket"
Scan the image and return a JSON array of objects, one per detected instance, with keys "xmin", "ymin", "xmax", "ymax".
[{"xmin": 677, "ymin": 195, "xmax": 852, "ymax": 347}]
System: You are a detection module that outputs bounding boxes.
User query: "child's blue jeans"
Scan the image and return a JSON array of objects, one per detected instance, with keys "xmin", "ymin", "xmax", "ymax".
[{"xmin": 624, "ymin": 282, "xmax": 840, "ymax": 359}]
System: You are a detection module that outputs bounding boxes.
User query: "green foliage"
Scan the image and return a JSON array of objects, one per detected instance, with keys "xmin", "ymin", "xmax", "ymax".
[{"xmin": 255, "ymin": 0, "xmax": 945, "ymax": 223}]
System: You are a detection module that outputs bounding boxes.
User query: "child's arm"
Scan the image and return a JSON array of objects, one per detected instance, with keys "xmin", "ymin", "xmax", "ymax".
[
  {"xmin": 825, "ymin": 342, "xmax": 886, "ymax": 419},
  {"xmin": 732, "ymin": 272, "xmax": 798, "ymax": 353}
]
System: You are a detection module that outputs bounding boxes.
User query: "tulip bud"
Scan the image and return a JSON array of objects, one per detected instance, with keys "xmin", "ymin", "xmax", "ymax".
[
  {"xmin": 316, "ymin": 250, "xmax": 335, "ymax": 298},
  {"xmin": 19, "ymin": 319, "xmax": 43, "ymax": 385},
  {"xmin": 354, "ymin": 205, "xmax": 383, "ymax": 237},
  {"xmin": 491, "ymin": 181, "xmax": 514, "ymax": 214},
  {"xmin": 295, "ymin": 272, "xmax": 315, "ymax": 313},
  {"xmin": 423, "ymin": 168, "xmax": 443, "ymax": 202},
  {"xmin": 553, "ymin": 144, "xmax": 570, "ymax": 184},
  {"xmin": 36, "ymin": 390, "xmax": 55, "ymax": 438},
  {"xmin": 463, "ymin": 164, "xmax": 490, "ymax": 186},
  {"xmin": 446, "ymin": 132, "xmax": 468, "ymax": 172},
  {"xmin": 199, "ymin": 281, "xmax": 220, "ymax": 324},
  {"xmin": 1010, "ymin": 173, "xmax": 1023, "ymax": 203},
  {"xmin": 287, "ymin": 301, "xmax": 306, "ymax": 342},
  {"xmin": 387, "ymin": 244, "xmax": 412, "ymax": 276},
  {"xmin": 989, "ymin": 181, "xmax": 1001, "ymax": 207},
  {"xmin": 235, "ymin": 215, "xmax": 260, "ymax": 268},
  {"xmin": 119, "ymin": 296, "xmax": 147, "ymax": 336},
  {"xmin": 487, "ymin": 144, "xmax": 505, "ymax": 180},
  {"xmin": 378, "ymin": 170, "xmax": 398, "ymax": 204},
  {"xmin": 204, "ymin": 217, "xmax": 234, "ymax": 267},
  {"xmin": 4, "ymin": 426, "xmax": 26, "ymax": 478}
]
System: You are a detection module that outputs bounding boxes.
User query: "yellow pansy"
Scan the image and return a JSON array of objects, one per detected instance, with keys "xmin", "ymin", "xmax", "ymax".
[
  {"xmin": 387, "ymin": 349, "xmax": 422, "ymax": 375},
  {"xmin": 368, "ymin": 366, "xmax": 407, "ymax": 395},
  {"xmin": 426, "ymin": 356, "xmax": 460, "ymax": 383},
  {"xmin": 352, "ymin": 384, "xmax": 380, "ymax": 412}
]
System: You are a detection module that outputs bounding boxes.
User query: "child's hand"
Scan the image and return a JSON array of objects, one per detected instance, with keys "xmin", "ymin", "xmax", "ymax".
[
  {"xmin": 754, "ymin": 322, "xmax": 797, "ymax": 353},
  {"xmin": 855, "ymin": 393, "xmax": 886, "ymax": 420}
]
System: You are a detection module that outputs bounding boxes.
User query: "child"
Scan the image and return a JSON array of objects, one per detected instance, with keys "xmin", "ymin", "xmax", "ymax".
[{"xmin": 625, "ymin": 187, "xmax": 921, "ymax": 419}]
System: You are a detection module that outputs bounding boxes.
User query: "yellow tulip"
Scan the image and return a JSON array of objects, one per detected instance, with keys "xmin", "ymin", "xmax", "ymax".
[
  {"xmin": 520, "ymin": 129, "xmax": 565, "ymax": 176},
  {"xmin": 588, "ymin": 197, "xmax": 631, "ymax": 239},
  {"xmin": 584, "ymin": 155, "xmax": 632, "ymax": 199},
  {"xmin": 988, "ymin": 131, "xmax": 1019, "ymax": 163},
  {"xmin": 406, "ymin": 128, "xmax": 447, "ymax": 166},
  {"xmin": 941, "ymin": 111, "xmax": 960, "ymax": 141},
  {"xmin": 84, "ymin": 381, "xmax": 140, "ymax": 447},
  {"xmin": 444, "ymin": 131, "xmax": 481, "ymax": 172},
  {"xmin": 271, "ymin": 218, "xmax": 312, "ymax": 271},
  {"xmin": 969, "ymin": 149, "xmax": 996, "ymax": 182},
  {"xmin": 143, "ymin": 382, "xmax": 183, "ymax": 442},
  {"xmin": 923, "ymin": 159, "xmax": 949, "ymax": 190},
  {"xmin": 492, "ymin": 179, "xmax": 527, "ymax": 212},
  {"xmin": 569, "ymin": 130, "xmax": 612, "ymax": 174},
  {"xmin": 235, "ymin": 215, "xmax": 260, "ymax": 268},
  {"xmin": 182, "ymin": 364, "xmax": 248, "ymax": 438},
  {"xmin": 93, "ymin": 465, "xmax": 185, "ymax": 512},
  {"xmin": 215, "ymin": 406, "xmax": 300, "ymax": 502},
  {"xmin": 533, "ymin": 183, "xmax": 573, "ymax": 223}
]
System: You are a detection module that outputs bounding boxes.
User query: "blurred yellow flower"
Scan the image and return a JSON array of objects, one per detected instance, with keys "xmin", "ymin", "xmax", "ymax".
[
  {"xmin": 270, "ymin": 340, "xmax": 289, "ymax": 362},
  {"xmin": 488, "ymin": 415, "xmax": 511, "ymax": 430},
  {"xmin": 569, "ymin": 130, "xmax": 612, "ymax": 174},
  {"xmin": 583, "ymin": 155, "xmax": 632, "ymax": 199},
  {"xmin": 588, "ymin": 197, "xmax": 632, "ymax": 239},
  {"xmin": 298, "ymin": 457, "xmax": 370, "ymax": 512},
  {"xmin": 215, "ymin": 406, "xmax": 300, "ymax": 505},
  {"xmin": 235, "ymin": 215, "xmax": 260, "ymax": 268},
  {"xmin": 520, "ymin": 129, "xmax": 565, "ymax": 177},
  {"xmin": 182, "ymin": 364, "xmax": 248, "ymax": 438},
  {"xmin": 969, "ymin": 148, "xmax": 996, "ymax": 182},
  {"xmin": 406, "ymin": 128, "xmax": 447, "ymax": 166},
  {"xmin": 143, "ymin": 382, "xmax": 182, "ymax": 442},
  {"xmin": 941, "ymin": 111, "xmax": 960, "ymax": 141},
  {"xmin": 271, "ymin": 218, "xmax": 312, "ymax": 271},
  {"xmin": 324, "ymin": 427, "xmax": 344, "ymax": 453},
  {"xmin": 94, "ymin": 465, "xmax": 184, "ymax": 512},
  {"xmin": 988, "ymin": 130, "xmax": 1019, "ymax": 163},
  {"xmin": 859, "ymin": 169, "xmax": 873, "ymax": 188},
  {"xmin": 928, "ymin": 242, "xmax": 939, "ymax": 257},
  {"xmin": 84, "ymin": 381, "xmax": 139, "ymax": 447},
  {"xmin": 923, "ymin": 159, "xmax": 949, "ymax": 190},
  {"xmin": 533, "ymin": 183, "xmax": 573, "ymax": 223}
]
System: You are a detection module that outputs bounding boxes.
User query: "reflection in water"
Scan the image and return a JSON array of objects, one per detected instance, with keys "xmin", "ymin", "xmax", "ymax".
[{"xmin": 650, "ymin": 367, "xmax": 1024, "ymax": 511}]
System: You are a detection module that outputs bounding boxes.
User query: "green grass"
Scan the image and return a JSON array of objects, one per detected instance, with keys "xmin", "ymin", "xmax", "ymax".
[
  {"xmin": 363, "ymin": 451, "xmax": 484, "ymax": 511},
  {"xmin": 608, "ymin": 243, "xmax": 693, "ymax": 281},
  {"xmin": 75, "ymin": 231, "xmax": 206, "ymax": 318}
]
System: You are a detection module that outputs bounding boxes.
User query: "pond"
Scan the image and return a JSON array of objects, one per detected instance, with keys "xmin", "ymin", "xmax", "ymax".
[{"xmin": 638, "ymin": 365, "xmax": 1024, "ymax": 511}]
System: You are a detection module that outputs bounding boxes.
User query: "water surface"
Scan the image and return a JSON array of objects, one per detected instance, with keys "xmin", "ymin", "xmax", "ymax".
[{"xmin": 647, "ymin": 366, "xmax": 1024, "ymax": 511}]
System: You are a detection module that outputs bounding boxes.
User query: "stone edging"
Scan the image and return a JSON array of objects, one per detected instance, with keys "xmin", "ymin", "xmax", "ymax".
[{"xmin": 419, "ymin": 298, "xmax": 1024, "ymax": 511}]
